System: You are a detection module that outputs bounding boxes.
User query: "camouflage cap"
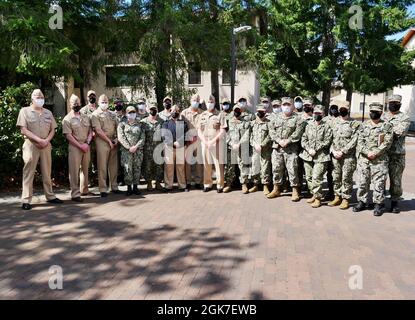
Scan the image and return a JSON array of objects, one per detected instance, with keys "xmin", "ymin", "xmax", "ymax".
[
  {"xmin": 148, "ymin": 103, "xmax": 158, "ymax": 110},
  {"xmin": 303, "ymin": 98, "xmax": 313, "ymax": 106},
  {"xmin": 222, "ymin": 98, "xmax": 231, "ymax": 104},
  {"xmin": 294, "ymin": 96, "xmax": 303, "ymax": 103},
  {"xmin": 126, "ymin": 106, "xmax": 137, "ymax": 113},
  {"xmin": 369, "ymin": 102, "xmax": 384, "ymax": 112},
  {"xmin": 87, "ymin": 90, "xmax": 96, "ymax": 97},
  {"xmin": 281, "ymin": 97, "xmax": 293, "ymax": 105},
  {"xmin": 233, "ymin": 104, "xmax": 242, "ymax": 111},
  {"xmin": 238, "ymin": 96, "xmax": 248, "ymax": 102},
  {"xmin": 329, "ymin": 99, "xmax": 341, "ymax": 107},
  {"xmin": 272, "ymin": 99, "xmax": 281, "ymax": 106},
  {"xmin": 388, "ymin": 94, "xmax": 402, "ymax": 103},
  {"xmin": 163, "ymin": 96, "xmax": 172, "ymax": 103},
  {"xmin": 339, "ymin": 101, "xmax": 350, "ymax": 110},
  {"xmin": 137, "ymin": 98, "xmax": 146, "ymax": 104},
  {"xmin": 260, "ymin": 96, "xmax": 270, "ymax": 103},
  {"xmin": 256, "ymin": 103, "xmax": 267, "ymax": 112},
  {"xmin": 313, "ymin": 105, "xmax": 325, "ymax": 114}
]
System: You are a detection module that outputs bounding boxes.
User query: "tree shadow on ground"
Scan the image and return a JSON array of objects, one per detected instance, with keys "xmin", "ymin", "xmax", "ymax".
[{"xmin": 0, "ymin": 201, "xmax": 255, "ymax": 299}]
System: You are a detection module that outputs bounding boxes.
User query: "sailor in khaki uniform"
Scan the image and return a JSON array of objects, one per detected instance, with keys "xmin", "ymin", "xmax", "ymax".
[
  {"xmin": 197, "ymin": 95, "xmax": 228, "ymax": 193},
  {"xmin": 62, "ymin": 94, "xmax": 93, "ymax": 202},
  {"xmin": 16, "ymin": 89, "xmax": 63, "ymax": 210},
  {"xmin": 91, "ymin": 94, "xmax": 120, "ymax": 197}
]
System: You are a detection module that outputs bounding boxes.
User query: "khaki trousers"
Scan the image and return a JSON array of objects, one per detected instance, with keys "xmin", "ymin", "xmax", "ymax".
[
  {"xmin": 95, "ymin": 137, "xmax": 118, "ymax": 193},
  {"xmin": 202, "ymin": 143, "xmax": 225, "ymax": 189},
  {"xmin": 21, "ymin": 140, "xmax": 56, "ymax": 204},
  {"xmin": 68, "ymin": 144, "xmax": 90, "ymax": 198},
  {"xmin": 164, "ymin": 146, "xmax": 186, "ymax": 189},
  {"xmin": 185, "ymin": 140, "xmax": 203, "ymax": 185}
]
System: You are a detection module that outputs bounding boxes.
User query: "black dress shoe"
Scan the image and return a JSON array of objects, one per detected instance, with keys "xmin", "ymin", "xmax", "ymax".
[
  {"xmin": 163, "ymin": 188, "xmax": 172, "ymax": 193},
  {"xmin": 22, "ymin": 203, "xmax": 32, "ymax": 210},
  {"xmin": 353, "ymin": 201, "xmax": 366, "ymax": 213},
  {"xmin": 71, "ymin": 197, "xmax": 83, "ymax": 203},
  {"xmin": 111, "ymin": 190, "xmax": 122, "ymax": 194},
  {"xmin": 186, "ymin": 184, "xmax": 192, "ymax": 190},
  {"xmin": 374, "ymin": 204, "xmax": 385, "ymax": 217},
  {"xmin": 126, "ymin": 186, "xmax": 133, "ymax": 196},
  {"xmin": 217, "ymin": 188, "xmax": 223, "ymax": 194},
  {"xmin": 100, "ymin": 192, "xmax": 108, "ymax": 198},
  {"xmin": 391, "ymin": 201, "xmax": 400, "ymax": 214},
  {"xmin": 203, "ymin": 187, "xmax": 212, "ymax": 193},
  {"xmin": 195, "ymin": 184, "xmax": 203, "ymax": 190},
  {"xmin": 47, "ymin": 198, "xmax": 63, "ymax": 204}
]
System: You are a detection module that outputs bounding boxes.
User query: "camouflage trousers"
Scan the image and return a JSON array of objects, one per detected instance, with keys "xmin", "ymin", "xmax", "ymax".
[
  {"xmin": 224, "ymin": 149, "xmax": 250, "ymax": 185},
  {"xmin": 388, "ymin": 153, "xmax": 406, "ymax": 201},
  {"xmin": 142, "ymin": 147, "xmax": 164, "ymax": 183},
  {"xmin": 332, "ymin": 154, "xmax": 357, "ymax": 200},
  {"xmin": 251, "ymin": 149, "xmax": 272, "ymax": 185},
  {"xmin": 271, "ymin": 149, "xmax": 299, "ymax": 187},
  {"xmin": 303, "ymin": 161, "xmax": 328, "ymax": 199},
  {"xmin": 357, "ymin": 157, "xmax": 388, "ymax": 204},
  {"xmin": 121, "ymin": 148, "xmax": 144, "ymax": 185}
]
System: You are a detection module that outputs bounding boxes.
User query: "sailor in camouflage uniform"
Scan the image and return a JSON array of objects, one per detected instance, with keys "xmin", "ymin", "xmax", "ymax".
[
  {"xmin": 353, "ymin": 102, "xmax": 393, "ymax": 216},
  {"xmin": 114, "ymin": 99, "xmax": 126, "ymax": 186},
  {"xmin": 137, "ymin": 98, "xmax": 149, "ymax": 121},
  {"xmin": 237, "ymin": 96, "xmax": 256, "ymax": 122},
  {"xmin": 249, "ymin": 103, "xmax": 272, "ymax": 195},
  {"xmin": 328, "ymin": 101, "xmax": 360, "ymax": 210},
  {"xmin": 117, "ymin": 106, "xmax": 146, "ymax": 196},
  {"xmin": 267, "ymin": 99, "xmax": 282, "ymax": 122},
  {"xmin": 141, "ymin": 104, "xmax": 164, "ymax": 191},
  {"xmin": 300, "ymin": 105, "xmax": 333, "ymax": 208},
  {"xmin": 159, "ymin": 96, "xmax": 173, "ymax": 122},
  {"xmin": 221, "ymin": 98, "xmax": 236, "ymax": 191},
  {"xmin": 224, "ymin": 104, "xmax": 251, "ymax": 193},
  {"xmin": 384, "ymin": 94, "xmax": 411, "ymax": 214},
  {"xmin": 267, "ymin": 97, "xmax": 304, "ymax": 202}
]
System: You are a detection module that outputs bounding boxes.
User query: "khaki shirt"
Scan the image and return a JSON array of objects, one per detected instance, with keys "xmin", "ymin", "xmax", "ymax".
[
  {"xmin": 16, "ymin": 106, "xmax": 57, "ymax": 139},
  {"xmin": 80, "ymin": 104, "xmax": 97, "ymax": 118},
  {"xmin": 91, "ymin": 108, "xmax": 118, "ymax": 140},
  {"xmin": 62, "ymin": 111, "xmax": 91, "ymax": 143},
  {"xmin": 197, "ymin": 110, "xmax": 228, "ymax": 140},
  {"xmin": 182, "ymin": 107, "xmax": 203, "ymax": 141}
]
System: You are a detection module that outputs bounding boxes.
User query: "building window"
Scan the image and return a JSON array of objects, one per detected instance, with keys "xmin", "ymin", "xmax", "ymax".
[
  {"xmin": 188, "ymin": 62, "xmax": 201, "ymax": 85},
  {"xmin": 222, "ymin": 68, "xmax": 231, "ymax": 85},
  {"xmin": 106, "ymin": 66, "xmax": 143, "ymax": 88},
  {"xmin": 359, "ymin": 102, "xmax": 365, "ymax": 111}
]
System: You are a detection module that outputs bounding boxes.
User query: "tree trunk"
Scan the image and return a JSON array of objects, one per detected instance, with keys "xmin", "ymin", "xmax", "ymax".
[
  {"xmin": 321, "ymin": 80, "xmax": 331, "ymax": 113},
  {"xmin": 346, "ymin": 88, "xmax": 353, "ymax": 104},
  {"xmin": 210, "ymin": 68, "xmax": 220, "ymax": 108}
]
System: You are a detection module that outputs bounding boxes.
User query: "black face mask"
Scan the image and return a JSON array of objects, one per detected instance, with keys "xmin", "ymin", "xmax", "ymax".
[
  {"xmin": 234, "ymin": 111, "xmax": 241, "ymax": 118},
  {"xmin": 257, "ymin": 111, "xmax": 266, "ymax": 119},
  {"xmin": 389, "ymin": 103, "xmax": 401, "ymax": 113},
  {"xmin": 172, "ymin": 112, "xmax": 180, "ymax": 119},
  {"xmin": 304, "ymin": 106, "xmax": 313, "ymax": 114},
  {"xmin": 370, "ymin": 111, "xmax": 382, "ymax": 120},
  {"xmin": 314, "ymin": 114, "xmax": 323, "ymax": 122},
  {"xmin": 150, "ymin": 109, "xmax": 158, "ymax": 116},
  {"xmin": 115, "ymin": 104, "xmax": 123, "ymax": 111},
  {"xmin": 330, "ymin": 106, "xmax": 339, "ymax": 117},
  {"xmin": 73, "ymin": 105, "xmax": 81, "ymax": 113},
  {"xmin": 164, "ymin": 103, "xmax": 172, "ymax": 110},
  {"xmin": 89, "ymin": 97, "xmax": 96, "ymax": 104},
  {"xmin": 339, "ymin": 109, "xmax": 349, "ymax": 117}
]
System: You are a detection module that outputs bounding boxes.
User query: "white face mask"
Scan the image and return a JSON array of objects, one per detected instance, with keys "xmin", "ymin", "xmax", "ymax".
[
  {"xmin": 34, "ymin": 98, "xmax": 45, "ymax": 108},
  {"xmin": 294, "ymin": 102, "xmax": 303, "ymax": 110},
  {"xmin": 239, "ymin": 101, "xmax": 247, "ymax": 108},
  {"xmin": 282, "ymin": 106, "xmax": 292, "ymax": 114},
  {"xmin": 127, "ymin": 113, "xmax": 137, "ymax": 121},
  {"xmin": 273, "ymin": 107, "xmax": 282, "ymax": 113},
  {"xmin": 222, "ymin": 104, "xmax": 231, "ymax": 111},
  {"xmin": 138, "ymin": 104, "xmax": 146, "ymax": 112},
  {"xmin": 207, "ymin": 103, "xmax": 215, "ymax": 111},
  {"xmin": 191, "ymin": 101, "xmax": 199, "ymax": 109},
  {"xmin": 99, "ymin": 102, "xmax": 109, "ymax": 110}
]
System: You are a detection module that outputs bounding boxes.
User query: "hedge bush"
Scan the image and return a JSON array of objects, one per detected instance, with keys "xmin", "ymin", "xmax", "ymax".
[{"xmin": 0, "ymin": 82, "xmax": 68, "ymax": 190}]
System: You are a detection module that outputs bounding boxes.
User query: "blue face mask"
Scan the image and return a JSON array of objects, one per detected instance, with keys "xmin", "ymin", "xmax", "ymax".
[
  {"xmin": 294, "ymin": 102, "xmax": 303, "ymax": 110},
  {"xmin": 223, "ymin": 104, "xmax": 230, "ymax": 111}
]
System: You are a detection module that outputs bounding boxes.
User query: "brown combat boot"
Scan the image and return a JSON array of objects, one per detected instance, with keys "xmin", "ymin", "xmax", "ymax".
[
  {"xmin": 307, "ymin": 196, "xmax": 316, "ymax": 204},
  {"xmin": 263, "ymin": 184, "xmax": 270, "ymax": 195},
  {"xmin": 242, "ymin": 184, "xmax": 249, "ymax": 194},
  {"xmin": 339, "ymin": 199, "xmax": 349, "ymax": 210},
  {"xmin": 249, "ymin": 185, "xmax": 258, "ymax": 193},
  {"xmin": 311, "ymin": 198, "xmax": 322, "ymax": 208},
  {"xmin": 147, "ymin": 181, "xmax": 154, "ymax": 191},
  {"xmin": 223, "ymin": 186, "xmax": 231, "ymax": 193},
  {"xmin": 328, "ymin": 195, "xmax": 342, "ymax": 207},
  {"xmin": 267, "ymin": 185, "xmax": 281, "ymax": 199},
  {"xmin": 291, "ymin": 187, "xmax": 300, "ymax": 202}
]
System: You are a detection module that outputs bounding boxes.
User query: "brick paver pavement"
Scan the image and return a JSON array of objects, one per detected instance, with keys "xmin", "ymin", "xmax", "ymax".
[{"xmin": 1, "ymin": 139, "xmax": 415, "ymax": 300}]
